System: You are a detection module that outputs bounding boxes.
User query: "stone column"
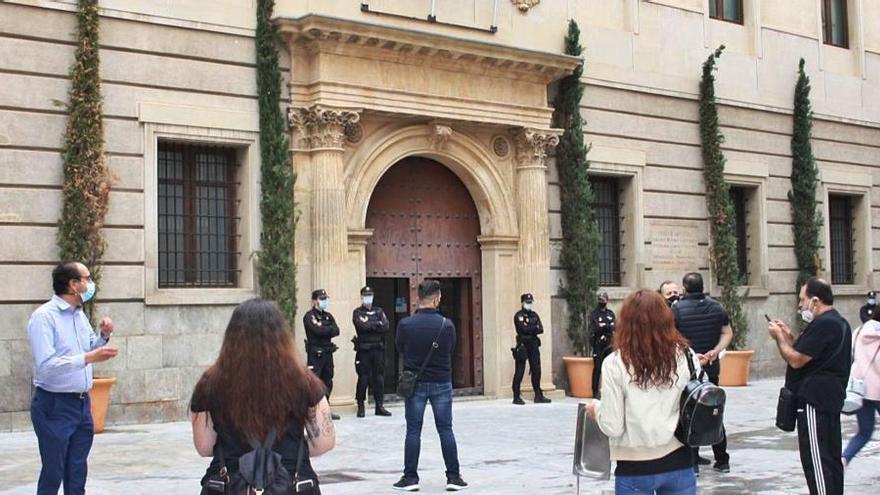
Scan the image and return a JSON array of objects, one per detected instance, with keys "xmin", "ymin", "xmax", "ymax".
[
  {"xmin": 289, "ymin": 105, "xmax": 361, "ymax": 405},
  {"xmin": 513, "ymin": 128, "xmax": 559, "ymax": 394}
]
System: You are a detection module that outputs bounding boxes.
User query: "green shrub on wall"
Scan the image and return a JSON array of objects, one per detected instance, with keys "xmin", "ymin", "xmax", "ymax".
[
  {"xmin": 789, "ymin": 58, "xmax": 823, "ymax": 291},
  {"xmin": 554, "ymin": 20, "xmax": 600, "ymax": 356},
  {"xmin": 57, "ymin": 0, "xmax": 110, "ymax": 322},
  {"xmin": 698, "ymin": 46, "xmax": 749, "ymax": 351},
  {"xmin": 256, "ymin": 0, "xmax": 298, "ymax": 323}
]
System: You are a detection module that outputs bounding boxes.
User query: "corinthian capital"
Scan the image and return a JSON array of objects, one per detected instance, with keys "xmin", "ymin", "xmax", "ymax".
[
  {"xmin": 287, "ymin": 105, "xmax": 361, "ymax": 150},
  {"xmin": 513, "ymin": 128, "xmax": 560, "ymax": 168}
]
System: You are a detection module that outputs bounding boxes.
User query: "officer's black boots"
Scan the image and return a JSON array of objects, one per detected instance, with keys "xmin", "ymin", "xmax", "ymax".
[
  {"xmin": 512, "ymin": 395, "xmax": 525, "ymax": 405},
  {"xmin": 375, "ymin": 400, "xmax": 392, "ymax": 416},
  {"xmin": 534, "ymin": 391, "xmax": 552, "ymax": 404},
  {"xmin": 356, "ymin": 401, "xmax": 365, "ymax": 418}
]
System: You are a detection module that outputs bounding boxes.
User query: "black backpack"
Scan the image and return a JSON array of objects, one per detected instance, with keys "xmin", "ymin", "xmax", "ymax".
[
  {"xmin": 207, "ymin": 429, "xmax": 302, "ymax": 495},
  {"xmin": 675, "ymin": 349, "xmax": 726, "ymax": 447}
]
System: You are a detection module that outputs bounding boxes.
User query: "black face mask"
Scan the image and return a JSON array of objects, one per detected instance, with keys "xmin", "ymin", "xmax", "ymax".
[
  {"xmin": 598, "ymin": 302, "xmax": 607, "ymax": 309},
  {"xmin": 666, "ymin": 295, "xmax": 679, "ymax": 306}
]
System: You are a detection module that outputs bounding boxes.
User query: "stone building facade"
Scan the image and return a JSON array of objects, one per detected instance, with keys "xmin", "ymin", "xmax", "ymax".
[{"xmin": 0, "ymin": 0, "xmax": 878, "ymax": 429}]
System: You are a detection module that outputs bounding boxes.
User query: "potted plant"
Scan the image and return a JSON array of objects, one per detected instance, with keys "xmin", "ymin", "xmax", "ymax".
[
  {"xmin": 89, "ymin": 377, "xmax": 116, "ymax": 433},
  {"xmin": 555, "ymin": 21, "xmax": 601, "ymax": 398}
]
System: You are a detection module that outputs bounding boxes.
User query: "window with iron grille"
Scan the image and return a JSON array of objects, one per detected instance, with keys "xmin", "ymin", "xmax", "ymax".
[
  {"xmin": 828, "ymin": 194, "xmax": 854, "ymax": 285},
  {"xmin": 157, "ymin": 142, "xmax": 240, "ymax": 288},
  {"xmin": 709, "ymin": 0, "xmax": 743, "ymax": 24},
  {"xmin": 728, "ymin": 186, "xmax": 749, "ymax": 285},
  {"xmin": 590, "ymin": 176, "xmax": 621, "ymax": 286},
  {"xmin": 822, "ymin": 0, "xmax": 849, "ymax": 48}
]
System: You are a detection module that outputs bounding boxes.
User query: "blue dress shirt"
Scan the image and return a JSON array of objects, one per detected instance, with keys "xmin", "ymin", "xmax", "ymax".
[{"xmin": 27, "ymin": 295, "xmax": 109, "ymax": 393}]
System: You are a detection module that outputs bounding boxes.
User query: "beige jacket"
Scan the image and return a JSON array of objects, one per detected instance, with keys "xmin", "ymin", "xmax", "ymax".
[{"xmin": 595, "ymin": 349, "xmax": 699, "ymax": 461}]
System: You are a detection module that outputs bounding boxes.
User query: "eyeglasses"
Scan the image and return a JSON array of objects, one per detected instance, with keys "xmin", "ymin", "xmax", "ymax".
[{"xmin": 79, "ymin": 275, "xmax": 92, "ymax": 282}]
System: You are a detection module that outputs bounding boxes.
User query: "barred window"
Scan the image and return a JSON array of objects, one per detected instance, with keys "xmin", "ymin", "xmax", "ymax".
[
  {"xmin": 590, "ymin": 177, "xmax": 621, "ymax": 287},
  {"xmin": 729, "ymin": 186, "xmax": 749, "ymax": 285},
  {"xmin": 828, "ymin": 195, "xmax": 854, "ymax": 285},
  {"xmin": 822, "ymin": 0, "xmax": 849, "ymax": 48},
  {"xmin": 709, "ymin": 0, "xmax": 743, "ymax": 24},
  {"xmin": 157, "ymin": 142, "xmax": 240, "ymax": 288}
]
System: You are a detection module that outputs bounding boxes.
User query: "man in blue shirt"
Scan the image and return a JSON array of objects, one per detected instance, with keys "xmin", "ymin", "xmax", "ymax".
[{"xmin": 27, "ymin": 261, "xmax": 118, "ymax": 495}]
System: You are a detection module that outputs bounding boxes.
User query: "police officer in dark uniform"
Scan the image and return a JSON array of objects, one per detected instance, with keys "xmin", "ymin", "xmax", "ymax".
[
  {"xmin": 860, "ymin": 290, "xmax": 877, "ymax": 324},
  {"xmin": 589, "ymin": 292, "xmax": 616, "ymax": 399},
  {"xmin": 511, "ymin": 293, "xmax": 551, "ymax": 405},
  {"xmin": 352, "ymin": 285, "xmax": 392, "ymax": 418},
  {"xmin": 303, "ymin": 289, "xmax": 341, "ymax": 420}
]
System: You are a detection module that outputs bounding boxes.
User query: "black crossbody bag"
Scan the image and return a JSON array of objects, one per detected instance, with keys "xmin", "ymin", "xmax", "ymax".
[
  {"xmin": 397, "ymin": 317, "xmax": 446, "ymax": 399},
  {"xmin": 776, "ymin": 324, "xmax": 846, "ymax": 432}
]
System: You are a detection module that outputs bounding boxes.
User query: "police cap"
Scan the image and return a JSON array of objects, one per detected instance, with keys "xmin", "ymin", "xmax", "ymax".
[
  {"xmin": 360, "ymin": 286, "xmax": 374, "ymax": 296},
  {"xmin": 311, "ymin": 289, "xmax": 328, "ymax": 300},
  {"xmin": 521, "ymin": 293, "xmax": 534, "ymax": 303}
]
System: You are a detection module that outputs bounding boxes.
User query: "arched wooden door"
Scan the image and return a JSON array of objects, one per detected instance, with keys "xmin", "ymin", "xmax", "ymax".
[{"xmin": 365, "ymin": 156, "xmax": 483, "ymax": 395}]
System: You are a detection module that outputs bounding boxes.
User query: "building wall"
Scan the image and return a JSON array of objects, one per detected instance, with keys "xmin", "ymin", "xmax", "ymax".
[{"xmin": 1, "ymin": 0, "xmax": 878, "ymax": 428}]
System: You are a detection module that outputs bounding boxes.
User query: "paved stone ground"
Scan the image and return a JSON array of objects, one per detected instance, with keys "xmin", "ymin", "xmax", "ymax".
[{"xmin": 0, "ymin": 378, "xmax": 877, "ymax": 494}]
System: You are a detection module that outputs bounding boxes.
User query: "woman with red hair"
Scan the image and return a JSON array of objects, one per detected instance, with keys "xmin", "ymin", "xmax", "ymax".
[{"xmin": 587, "ymin": 289, "xmax": 698, "ymax": 494}]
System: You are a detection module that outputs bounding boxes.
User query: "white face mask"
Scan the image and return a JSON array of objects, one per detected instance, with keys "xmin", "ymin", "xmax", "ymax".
[
  {"xmin": 800, "ymin": 298, "xmax": 816, "ymax": 324},
  {"xmin": 523, "ymin": 303, "xmax": 533, "ymax": 311},
  {"xmin": 363, "ymin": 295, "xmax": 374, "ymax": 306}
]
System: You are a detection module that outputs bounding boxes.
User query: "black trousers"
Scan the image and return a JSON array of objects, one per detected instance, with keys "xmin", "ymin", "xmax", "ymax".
[
  {"xmin": 512, "ymin": 340, "xmax": 542, "ymax": 396},
  {"xmin": 691, "ymin": 369, "xmax": 729, "ymax": 464},
  {"xmin": 307, "ymin": 348, "xmax": 334, "ymax": 398},
  {"xmin": 591, "ymin": 346, "xmax": 612, "ymax": 399},
  {"xmin": 355, "ymin": 346, "xmax": 385, "ymax": 403},
  {"xmin": 796, "ymin": 403, "xmax": 844, "ymax": 495}
]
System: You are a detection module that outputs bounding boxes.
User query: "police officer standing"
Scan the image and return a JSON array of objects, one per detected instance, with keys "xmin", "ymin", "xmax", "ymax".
[
  {"xmin": 352, "ymin": 286, "xmax": 392, "ymax": 418},
  {"xmin": 511, "ymin": 293, "xmax": 551, "ymax": 405},
  {"xmin": 860, "ymin": 290, "xmax": 876, "ymax": 324},
  {"xmin": 589, "ymin": 292, "xmax": 616, "ymax": 399},
  {"xmin": 304, "ymin": 289, "xmax": 341, "ymax": 420}
]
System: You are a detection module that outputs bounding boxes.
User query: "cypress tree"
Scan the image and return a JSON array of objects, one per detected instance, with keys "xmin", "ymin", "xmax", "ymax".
[
  {"xmin": 698, "ymin": 46, "xmax": 748, "ymax": 350},
  {"xmin": 57, "ymin": 0, "xmax": 110, "ymax": 322},
  {"xmin": 554, "ymin": 20, "xmax": 600, "ymax": 356},
  {"xmin": 256, "ymin": 0, "xmax": 298, "ymax": 323},
  {"xmin": 789, "ymin": 58, "xmax": 822, "ymax": 290}
]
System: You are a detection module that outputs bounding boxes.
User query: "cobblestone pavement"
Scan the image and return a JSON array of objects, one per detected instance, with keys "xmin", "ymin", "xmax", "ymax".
[{"xmin": 0, "ymin": 378, "xmax": 877, "ymax": 494}]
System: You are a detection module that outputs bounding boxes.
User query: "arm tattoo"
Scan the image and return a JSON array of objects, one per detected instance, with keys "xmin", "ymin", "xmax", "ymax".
[
  {"xmin": 320, "ymin": 408, "xmax": 333, "ymax": 437},
  {"xmin": 305, "ymin": 407, "xmax": 320, "ymax": 439}
]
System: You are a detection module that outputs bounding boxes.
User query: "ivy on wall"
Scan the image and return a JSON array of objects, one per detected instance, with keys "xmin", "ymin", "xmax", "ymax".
[
  {"xmin": 698, "ymin": 46, "xmax": 749, "ymax": 351},
  {"xmin": 256, "ymin": 0, "xmax": 298, "ymax": 323},
  {"xmin": 554, "ymin": 20, "xmax": 601, "ymax": 356},
  {"xmin": 789, "ymin": 58, "xmax": 823, "ymax": 291},
  {"xmin": 57, "ymin": 0, "xmax": 110, "ymax": 322}
]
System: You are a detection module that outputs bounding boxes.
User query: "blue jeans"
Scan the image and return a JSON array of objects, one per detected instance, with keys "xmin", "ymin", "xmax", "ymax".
[
  {"xmin": 615, "ymin": 467, "xmax": 696, "ymax": 495},
  {"xmin": 843, "ymin": 399, "xmax": 880, "ymax": 462},
  {"xmin": 403, "ymin": 381, "xmax": 460, "ymax": 480},
  {"xmin": 30, "ymin": 388, "xmax": 94, "ymax": 495}
]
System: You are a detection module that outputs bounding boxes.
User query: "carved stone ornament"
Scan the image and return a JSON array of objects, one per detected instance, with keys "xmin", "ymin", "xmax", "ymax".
[
  {"xmin": 428, "ymin": 124, "xmax": 453, "ymax": 150},
  {"xmin": 511, "ymin": 0, "xmax": 540, "ymax": 13},
  {"xmin": 344, "ymin": 122, "xmax": 364, "ymax": 144},
  {"xmin": 513, "ymin": 128, "xmax": 560, "ymax": 166},
  {"xmin": 492, "ymin": 135, "xmax": 510, "ymax": 158},
  {"xmin": 287, "ymin": 105, "xmax": 361, "ymax": 150}
]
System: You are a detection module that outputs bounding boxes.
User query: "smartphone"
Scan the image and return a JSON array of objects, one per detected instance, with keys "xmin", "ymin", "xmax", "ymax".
[
  {"xmin": 764, "ymin": 314, "xmax": 772, "ymax": 322},
  {"xmin": 295, "ymin": 479, "xmax": 316, "ymax": 493}
]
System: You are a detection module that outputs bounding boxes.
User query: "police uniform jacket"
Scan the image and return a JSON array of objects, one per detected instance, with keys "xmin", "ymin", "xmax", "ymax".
[
  {"xmin": 590, "ymin": 307, "xmax": 616, "ymax": 353},
  {"xmin": 352, "ymin": 305, "xmax": 389, "ymax": 344},
  {"xmin": 514, "ymin": 309, "xmax": 543, "ymax": 343},
  {"xmin": 304, "ymin": 308, "xmax": 340, "ymax": 348}
]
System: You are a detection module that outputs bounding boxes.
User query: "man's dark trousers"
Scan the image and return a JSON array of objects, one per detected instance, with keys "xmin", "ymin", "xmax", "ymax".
[
  {"xmin": 692, "ymin": 363, "xmax": 729, "ymax": 464},
  {"xmin": 512, "ymin": 339, "xmax": 541, "ymax": 397},
  {"xmin": 797, "ymin": 403, "xmax": 843, "ymax": 495},
  {"xmin": 30, "ymin": 387, "xmax": 94, "ymax": 495},
  {"xmin": 308, "ymin": 349, "xmax": 335, "ymax": 397},
  {"xmin": 356, "ymin": 346, "xmax": 385, "ymax": 403}
]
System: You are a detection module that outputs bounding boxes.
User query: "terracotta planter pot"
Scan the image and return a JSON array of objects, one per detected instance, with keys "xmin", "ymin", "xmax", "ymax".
[
  {"xmin": 563, "ymin": 356, "xmax": 594, "ymax": 398},
  {"xmin": 89, "ymin": 377, "xmax": 116, "ymax": 434},
  {"xmin": 718, "ymin": 350, "xmax": 755, "ymax": 387}
]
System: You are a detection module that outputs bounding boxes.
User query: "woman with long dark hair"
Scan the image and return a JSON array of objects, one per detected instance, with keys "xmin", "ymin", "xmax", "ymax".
[
  {"xmin": 190, "ymin": 298, "xmax": 335, "ymax": 494},
  {"xmin": 587, "ymin": 289, "xmax": 697, "ymax": 494}
]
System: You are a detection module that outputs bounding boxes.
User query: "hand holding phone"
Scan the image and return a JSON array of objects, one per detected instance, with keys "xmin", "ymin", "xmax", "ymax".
[{"xmin": 764, "ymin": 314, "xmax": 772, "ymax": 322}]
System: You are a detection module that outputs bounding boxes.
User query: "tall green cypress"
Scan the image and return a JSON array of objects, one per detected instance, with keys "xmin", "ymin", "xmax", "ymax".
[
  {"xmin": 789, "ymin": 58, "xmax": 822, "ymax": 290},
  {"xmin": 698, "ymin": 46, "xmax": 748, "ymax": 350},
  {"xmin": 57, "ymin": 0, "xmax": 110, "ymax": 322},
  {"xmin": 554, "ymin": 20, "xmax": 600, "ymax": 356},
  {"xmin": 256, "ymin": 0, "xmax": 297, "ymax": 323}
]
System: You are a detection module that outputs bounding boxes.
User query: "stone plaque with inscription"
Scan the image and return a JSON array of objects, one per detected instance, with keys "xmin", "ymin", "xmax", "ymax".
[{"xmin": 649, "ymin": 220, "xmax": 707, "ymax": 272}]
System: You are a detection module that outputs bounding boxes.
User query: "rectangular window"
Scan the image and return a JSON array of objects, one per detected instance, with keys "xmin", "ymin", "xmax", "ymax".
[
  {"xmin": 728, "ymin": 186, "xmax": 749, "ymax": 285},
  {"xmin": 157, "ymin": 142, "xmax": 239, "ymax": 288},
  {"xmin": 822, "ymin": 0, "xmax": 849, "ymax": 48},
  {"xmin": 828, "ymin": 195, "xmax": 854, "ymax": 285},
  {"xmin": 709, "ymin": 0, "xmax": 743, "ymax": 24},
  {"xmin": 590, "ymin": 177, "xmax": 621, "ymax": 287}
]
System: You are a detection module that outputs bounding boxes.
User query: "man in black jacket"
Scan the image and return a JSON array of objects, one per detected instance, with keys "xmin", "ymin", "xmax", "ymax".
[
  {"xmin": 859, "ymin": 290, "xmax": 876, "ymax": 324},
  {"xmin": 393, "ymin": 279, "xmax": 467, "ymax": 492},
  {"xmin": 673, "ymin": 272, "xmax": 733, "ymax": 474},
  {"xmin": 589, "ymin": 292, "xmax": 616, "ymax": 399},
  {"xmin": 304, "ymin": 289, "xmax": 341, "ymax": 420},
  {"xmin": 352, "ymin": 285, "xmax": 392, "ymax": 418},
  {"xmin": 511, "ymin": 293, "xmax": 551, "ymax": 405}
]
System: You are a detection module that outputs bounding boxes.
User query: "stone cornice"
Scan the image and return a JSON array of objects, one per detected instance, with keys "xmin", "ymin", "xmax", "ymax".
[{"xmin": 274, "ymin": 14, "xmax": 580, "ymax": 84}]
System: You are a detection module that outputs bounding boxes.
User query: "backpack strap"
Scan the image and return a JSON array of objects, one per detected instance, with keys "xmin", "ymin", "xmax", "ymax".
[{"xmin": 294, "ymin": 430, "xmax": 307, "ymax": 483}]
